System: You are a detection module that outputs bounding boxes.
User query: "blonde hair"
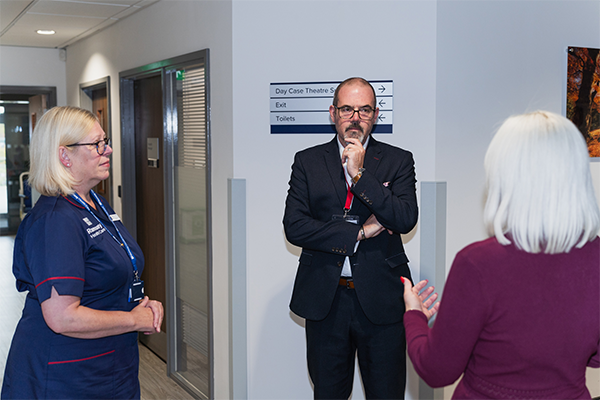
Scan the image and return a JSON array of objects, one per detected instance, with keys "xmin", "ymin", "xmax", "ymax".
[
  {"xmin": 29, "ymin": 106, "xmax": 98, "ymax": 196},
  {"xmin": 483, "ymin": 110, "xmax": 600, "ymax": 254}
]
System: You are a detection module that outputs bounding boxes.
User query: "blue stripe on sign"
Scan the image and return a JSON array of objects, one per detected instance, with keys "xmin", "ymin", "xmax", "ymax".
[
  {"xmin": 270, "ymin": 125, "xmax": 392, "ymax": 134},
  {"xmin": 371, "ymin": 125, "xmax": 393, "ymax": 134}
]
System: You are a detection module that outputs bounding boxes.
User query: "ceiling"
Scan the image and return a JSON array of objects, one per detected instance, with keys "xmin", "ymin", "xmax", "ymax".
[{"xmin": 0, "ymin": 0, "xmax": 159, "ymax": 49}]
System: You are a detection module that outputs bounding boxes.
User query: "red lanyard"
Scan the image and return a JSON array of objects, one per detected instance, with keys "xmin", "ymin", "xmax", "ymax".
[{"xmin": 344, "ymin": 176, "xmax": 354, "ymax": 215}]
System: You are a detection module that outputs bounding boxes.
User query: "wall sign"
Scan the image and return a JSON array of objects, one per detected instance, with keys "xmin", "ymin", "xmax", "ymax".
[{"xmin": 270, "ymin": 80, "xmax": 393, "ymax": 134}]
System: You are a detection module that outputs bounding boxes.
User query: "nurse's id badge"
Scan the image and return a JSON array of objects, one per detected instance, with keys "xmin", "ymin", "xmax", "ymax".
[{"xmin": 128, "ymin": 279, "xmax": 145, "ymax": 302}]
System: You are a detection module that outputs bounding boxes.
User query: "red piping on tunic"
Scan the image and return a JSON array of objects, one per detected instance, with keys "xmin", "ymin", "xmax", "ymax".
[
  {"xmin": 48, "ymin": 350, "xmax": 116, "ymax": 365},
  {"xmin": 62, "ymin": 195, "xmax": 85, "ymax": 208},
  {"xmin": 35, "ymin": 276, "xmax": 85, "ymax": 289}
]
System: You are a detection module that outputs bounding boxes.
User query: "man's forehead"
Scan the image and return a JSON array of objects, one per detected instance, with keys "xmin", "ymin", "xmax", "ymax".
[{"xmin": 337, "ymin": 83, "xmax": 375, "ymax": 103}]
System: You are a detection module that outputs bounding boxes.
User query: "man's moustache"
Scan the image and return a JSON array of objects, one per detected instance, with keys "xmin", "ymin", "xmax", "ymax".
[{"xmin": 345, "ymin": 124, "xmax": 363, "ymax": 134}]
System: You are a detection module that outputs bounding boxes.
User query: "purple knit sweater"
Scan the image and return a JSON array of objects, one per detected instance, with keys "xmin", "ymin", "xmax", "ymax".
[{"xmin": 405, "ymin": 236, "xmax": 600, "ymax": 399}]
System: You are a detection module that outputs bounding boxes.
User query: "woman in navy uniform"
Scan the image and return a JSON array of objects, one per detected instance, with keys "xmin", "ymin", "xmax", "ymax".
[{"xmin": 1, "ymin": 106, "xmax": 163, "ymax": 399}]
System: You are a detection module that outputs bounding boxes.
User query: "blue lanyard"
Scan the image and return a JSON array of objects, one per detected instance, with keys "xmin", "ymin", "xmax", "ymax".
[{"xmin": 71, "ymin": 191, "xmax": 140, "ymax": 279}]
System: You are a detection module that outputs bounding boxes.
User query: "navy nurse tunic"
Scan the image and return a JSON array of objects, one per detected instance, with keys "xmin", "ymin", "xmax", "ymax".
[{"xmin": 1, "ymin": 194, "xmax": 145, "ymax": 399}]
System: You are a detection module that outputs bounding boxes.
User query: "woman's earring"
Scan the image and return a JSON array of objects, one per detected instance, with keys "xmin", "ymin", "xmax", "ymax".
[{"xmin": 61, "ymin": 151, "xmax": 71, "ymax": 167}]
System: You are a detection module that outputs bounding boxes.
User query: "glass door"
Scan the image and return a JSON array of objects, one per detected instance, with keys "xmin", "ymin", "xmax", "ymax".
[{"xmin": 164, "ymin": 53, "xmax": 211, "ymax": 399}]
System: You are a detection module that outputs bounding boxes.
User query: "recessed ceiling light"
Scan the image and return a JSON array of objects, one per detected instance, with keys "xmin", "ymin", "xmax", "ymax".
[{"xmin": 36, "ymin": 30, "xmax": 56, "ymax": 35}]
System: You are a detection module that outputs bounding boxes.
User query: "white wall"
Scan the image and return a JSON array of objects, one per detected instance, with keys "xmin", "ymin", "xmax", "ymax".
[
  {"xmin": 232, "ymin": 1, "xmax": 436, "ymax": 398},
  {"xmin": 0, "ymin": 46, "xmax": 67, "ymax": 105},
  {"xmin": 64, "ymin": 2, "xmax": 234, "ymax": 398},
  {"xmin": 436, "ymin": 0, "xmax": 600, "ymax": 274}
]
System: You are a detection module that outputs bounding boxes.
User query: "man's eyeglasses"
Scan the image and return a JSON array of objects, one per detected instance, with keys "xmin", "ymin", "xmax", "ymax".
[
  {"xmin": 335, "ymin": 106, "xmax": 376, "ymax": 120},
  {"xmin": 66, "ymin": 138, "xmax": 111, "ymax": 155}
]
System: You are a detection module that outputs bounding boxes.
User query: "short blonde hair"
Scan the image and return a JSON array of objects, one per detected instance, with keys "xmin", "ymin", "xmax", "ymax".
[
  {"xmin": 483, "ymin": 110, "xmax": 600, "ymax": 254},
  {"xmin": 29, "ymin": 106, "xmax": 98, "ymax": 196}
]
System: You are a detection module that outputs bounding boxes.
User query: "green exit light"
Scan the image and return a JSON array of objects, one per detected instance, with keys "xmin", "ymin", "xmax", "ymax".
[{"xmin": 176, "ymin": 70, "xmax": 185, "ymax": 81}]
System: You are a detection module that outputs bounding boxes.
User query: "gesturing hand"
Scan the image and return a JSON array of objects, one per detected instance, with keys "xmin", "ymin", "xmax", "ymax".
[{"xmin": 401, "ymin": 278, "xmax": 440, "ymax": 321}]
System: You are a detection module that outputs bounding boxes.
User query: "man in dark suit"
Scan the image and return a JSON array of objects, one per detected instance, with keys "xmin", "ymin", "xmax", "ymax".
[{"xmin": 283, "ymin": 77, "xmax": 418, "ymax": 399}]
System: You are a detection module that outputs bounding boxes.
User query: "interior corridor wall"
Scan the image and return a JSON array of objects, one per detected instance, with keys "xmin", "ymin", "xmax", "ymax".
[
  {"xmin": 436, "ymin": 0, "xmax": 600, "ymax": 280},
  {"xmin": 0, "ymin": 46, "xmax": 67, "ymax": 105},
  {"xmin": 232, "ymin": 1, "xmax": 437, "ymax": 399},
  {"xmin": 62, "ymin": 1, "xmax": 234, "ymax": 398},
  {"xmin": 435, "ymin": 1, "xmax": 600, "ymax": 396}
]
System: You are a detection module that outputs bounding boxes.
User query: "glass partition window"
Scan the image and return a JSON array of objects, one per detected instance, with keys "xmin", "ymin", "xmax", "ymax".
[{"xmin": 171, "ymin": 62, "xmax": 211, "ymax": 397}]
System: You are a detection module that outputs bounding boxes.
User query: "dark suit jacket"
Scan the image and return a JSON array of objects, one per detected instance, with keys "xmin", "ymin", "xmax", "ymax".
[{"xmin": 283, "ymin": 136, "xmax": 418, "ymax": 325}]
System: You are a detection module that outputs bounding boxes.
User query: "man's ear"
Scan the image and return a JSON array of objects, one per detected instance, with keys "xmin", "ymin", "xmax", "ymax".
[
  {"xmin": 329, "ymin": 105, "xmax": 337, "ymax": 123},
  {"xmin": 59, "ymin": 147, "xmax": 71, "ymax": 167}
]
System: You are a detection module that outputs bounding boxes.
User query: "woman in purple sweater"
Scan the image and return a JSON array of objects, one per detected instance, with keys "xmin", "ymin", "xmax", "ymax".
[{"xmin": 402, "ymin": 111, "xmax": 600, "ymax": 399}]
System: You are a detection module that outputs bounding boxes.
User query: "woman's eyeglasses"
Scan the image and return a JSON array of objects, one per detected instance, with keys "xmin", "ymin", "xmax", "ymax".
[{"xmin": 66, "ymin": 138, "xmax": 111, "ymax": 155}]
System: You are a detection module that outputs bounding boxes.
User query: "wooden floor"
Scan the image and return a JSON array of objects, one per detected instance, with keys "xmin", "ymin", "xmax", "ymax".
[
  {"xmin": 0, "ymin": 235, "xmax": 194, "ymax": 399},
  {"xmin": 139, "ymin": 344, "xmax": 195, "ymax": 400}
]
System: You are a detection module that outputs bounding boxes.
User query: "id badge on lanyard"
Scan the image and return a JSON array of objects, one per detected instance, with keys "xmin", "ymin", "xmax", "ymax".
[
  {"xmin": 71, "ymin": 191, "xmax": 145, "ymax": 302},
  {"xmin": 332, "ymin": 181, "xmax": 360, "ymax": 225},
  {"xmin": 129, "ymin": 279, "xmax": 145, "ymax": 302}
]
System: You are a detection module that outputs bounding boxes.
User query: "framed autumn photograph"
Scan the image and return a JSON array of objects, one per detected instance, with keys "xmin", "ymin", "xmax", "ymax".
[{"xmin": 567, "ymin": 46, "xmax": 600, "ymax": 157}]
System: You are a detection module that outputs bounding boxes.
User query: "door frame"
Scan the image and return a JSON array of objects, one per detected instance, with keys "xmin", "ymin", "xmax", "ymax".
[
  {"xmin": 79, "ymin": 77, "xmax": 113, "ymax": 205},
  {"xmin": 0, "ymin": 86, "xmax": 57, "ymax": 234},
  {"xmin": 0, "ymin": 85, "xmax": 57, "ymax": 137},
  {"xmin": 119, "ymin": 70, "xmax": 162, "ymax": 236},
  {"xmin": 119, "ymin": 49, "xmax": 212, "ymax": 399},
  {"xmin": 0, "ymin": 85, "xmax": 57, "ymax": 107}
]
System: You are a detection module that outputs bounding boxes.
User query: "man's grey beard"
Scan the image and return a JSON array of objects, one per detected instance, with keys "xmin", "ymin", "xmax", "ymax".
[{"xmin": 344, "ymin": 127, "xmax": 365, "ymax": 145}]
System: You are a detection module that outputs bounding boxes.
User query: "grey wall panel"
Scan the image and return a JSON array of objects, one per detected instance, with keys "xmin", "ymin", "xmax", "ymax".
[
  {"xmin": 418, "ymin": 181, "xmax": 447, "ymax": 400},
  {"xmin": 229, "ymin": 178, "xmax": 247, "ymax": 399}
]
